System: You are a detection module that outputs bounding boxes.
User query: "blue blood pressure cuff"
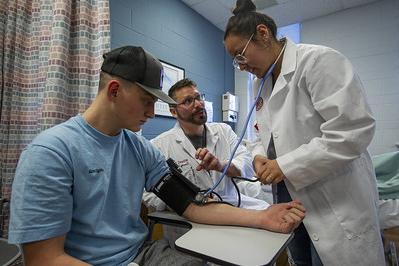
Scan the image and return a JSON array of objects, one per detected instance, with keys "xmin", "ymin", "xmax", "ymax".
[{"xmin": 152, "ymin": 158, "xmax": 201, "ymax": 215}]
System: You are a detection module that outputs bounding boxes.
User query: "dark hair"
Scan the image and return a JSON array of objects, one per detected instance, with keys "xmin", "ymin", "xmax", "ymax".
[
  {"xmin": 98, "ymin": 71, "xmax": 131, "ymax": 91},
  {"xmin": 168, "ymin": 78, "xmax": 197, "ymax": 99},
  {"xmin": 224, "ymin": 0, "xmax": 277, "ymax": 40},
  {"xmin": 99, "ymin": 71, "xmax": 108, "ymax": 90}
]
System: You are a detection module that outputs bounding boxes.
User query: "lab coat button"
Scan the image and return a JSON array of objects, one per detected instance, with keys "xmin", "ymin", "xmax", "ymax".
[
  {"xmin": 273, "ymin": 133, "xmax": 279, "ymax": 138},
  {"xmin": 312, "ymin": 233, "xmax": 319, "ymax": 241},
  {"xmin": 347, "ymin": 233, "xmax": 353, "ymax": 240}
]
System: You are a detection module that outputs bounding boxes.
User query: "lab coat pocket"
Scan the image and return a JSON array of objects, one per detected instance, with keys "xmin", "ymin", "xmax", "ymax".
[
  {"xmin": 179, "ymin": 164, "xmax": 207, "ymax": 190},
  {"xmin": 320, "ymin": 164, "xmax": 376, "ymax": 240},
  {"xmin": 179, "ymin": 164, "xmax": 195, "ymax": 180}
]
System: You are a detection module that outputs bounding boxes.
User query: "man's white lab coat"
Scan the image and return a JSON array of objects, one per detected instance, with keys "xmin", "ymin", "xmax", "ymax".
[{"xmin": 143, "ymin": 122, "xmax": 269, "ymax": 210}]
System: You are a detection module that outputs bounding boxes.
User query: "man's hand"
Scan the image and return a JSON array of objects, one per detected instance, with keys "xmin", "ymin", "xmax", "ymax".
[
  {"xmin": 195, "ymin": 148, "xmax": 223, "ymax": 172},
  {"xmin": 259, "ymin": 200, "xmax": 305, "ymax": 233},
  {"xmin": 195, "ymin": 148, "xmax": 241, "ymax": 177},
  {"xmin": 253, "ymin": 155, "xmax": 285, "ymax": 184}
]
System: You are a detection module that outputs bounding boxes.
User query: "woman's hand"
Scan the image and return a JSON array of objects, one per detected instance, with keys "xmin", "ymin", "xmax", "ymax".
[{"xmin": 253, "ymin": 155, "xmax": 286, "ymax": 184}]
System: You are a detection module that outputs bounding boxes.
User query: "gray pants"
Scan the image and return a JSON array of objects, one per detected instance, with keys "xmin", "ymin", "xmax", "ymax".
[{"xmin": 133, "ymin": 239, "xmax": 204, "ymax": 266}]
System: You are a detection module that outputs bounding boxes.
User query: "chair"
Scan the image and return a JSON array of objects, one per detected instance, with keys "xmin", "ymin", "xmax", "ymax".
[
  {"xmin": 140, "ymin": 203, "xmax": 165, "ymax": 241},
  {"xmin": 383, "ymin": 227, "xmax": 399, "ymax": 266},
  {"xmin": 0, "ymin": 238, "xmax": 22, "ymax": 266},
  {"xmin": 373, "ymin": 151, "xmax": 399, "ymax": 266},
  {"xmin": 0, "ymin": 197, "xmax": 22, "ymax": 266},
  {"xmin": 146, "ymin": 211, "xmax": 293, "ymax": 266},
  {"xmin": 141, "ymin": 202, "xmax": 291, "ymax": 265}
]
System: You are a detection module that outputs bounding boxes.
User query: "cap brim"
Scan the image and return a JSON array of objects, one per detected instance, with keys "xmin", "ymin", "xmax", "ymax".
[{"xmin": 136, "ymin": 82, "xmax": 176, "ymax": 105}]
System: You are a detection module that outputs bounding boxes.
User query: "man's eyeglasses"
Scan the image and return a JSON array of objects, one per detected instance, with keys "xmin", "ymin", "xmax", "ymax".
[
  {"xmin": 232, "ymin": 33, "xmax": 254, "ymax": 70},
  {"xmin": 176, "ymin": 94, "xmax": 205, "ymax": 107}
]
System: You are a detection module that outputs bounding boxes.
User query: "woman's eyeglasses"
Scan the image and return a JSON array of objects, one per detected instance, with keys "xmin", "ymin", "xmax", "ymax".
[{"xmin": 232, "ymin": 33, "xmax": 254, "ymax": 70}]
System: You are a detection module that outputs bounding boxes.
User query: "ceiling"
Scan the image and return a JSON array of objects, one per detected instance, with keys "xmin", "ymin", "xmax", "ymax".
[{"xmin": 181, "ymin": 0, "xmax": 380, "ymax": 30}]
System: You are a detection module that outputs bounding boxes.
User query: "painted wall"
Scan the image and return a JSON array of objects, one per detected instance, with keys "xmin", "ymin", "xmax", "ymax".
[
  {"xmin": 109, "ymin": 0, "xmax": 234, "ymax": 139},
  {"xmin": 235, "ymin": 0, "xmax": 398, "ymax": 155},
  {"xmin": 301, "ymin": 0, "xmax": 399, "ymax": 155}
]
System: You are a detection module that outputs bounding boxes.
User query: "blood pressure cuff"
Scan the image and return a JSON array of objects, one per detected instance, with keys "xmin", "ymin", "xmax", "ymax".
[{"xmin": 151, "ymin": 159, "xmax": 201, "ymax": 215}]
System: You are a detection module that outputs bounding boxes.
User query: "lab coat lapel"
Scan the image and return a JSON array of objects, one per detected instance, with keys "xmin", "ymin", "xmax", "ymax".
[
  {"xmin": 269, "ymin": 38, "xmax": 297, "ymax": 100},
  {"xmin": 173, "ymin": 123, "xmax": 213, "ymax": 187},
  {"xmin": 205, "ymin": 124, "xmax": 219, "ymax": 155},
  {"xmin": 174, "ymin": 123, "xmax": 198, "ymax": 161},
  {"xmin": 258, "ymin": 39, "xmax": 298, "ymax": 152}
]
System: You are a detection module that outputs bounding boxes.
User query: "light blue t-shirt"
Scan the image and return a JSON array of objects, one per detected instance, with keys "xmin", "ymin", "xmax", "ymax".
[{"xmin": 9, "ymin": 115, "xmax": 169, "ymax": 265}]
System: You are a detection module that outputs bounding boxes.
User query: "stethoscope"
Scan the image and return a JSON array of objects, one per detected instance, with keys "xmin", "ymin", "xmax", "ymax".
[{"xmin": 202, "ymin": 39, "xmax": 287, "ymax": 198}]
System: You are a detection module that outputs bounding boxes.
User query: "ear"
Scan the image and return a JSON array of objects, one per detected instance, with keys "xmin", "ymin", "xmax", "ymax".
[
  {"xmin": 107, "ymin": 80, "xmax": 120, "ymax": 100},
  {"xmin": 256, "ymin": 24, "xmax": 271, "ymax": 40},
  {"xmin": 169, "ymin": 106, "xmax": 178, "ymax": 118}
]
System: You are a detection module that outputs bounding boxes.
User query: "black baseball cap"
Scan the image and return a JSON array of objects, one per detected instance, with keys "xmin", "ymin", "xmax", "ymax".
[{"xmin": 101, "ymin": 46, "xmax": 176, "ymax": 105}]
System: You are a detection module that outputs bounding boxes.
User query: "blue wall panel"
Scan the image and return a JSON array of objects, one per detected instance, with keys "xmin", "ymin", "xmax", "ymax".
[{"xmin": 110, "ymin": 0, "xmax": 234, "ymax": 139}]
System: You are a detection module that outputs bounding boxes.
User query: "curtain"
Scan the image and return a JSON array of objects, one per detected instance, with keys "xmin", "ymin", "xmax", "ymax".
[{"xmin": 0, "ymin": 0, "xmax": 110, "ymax": 238}]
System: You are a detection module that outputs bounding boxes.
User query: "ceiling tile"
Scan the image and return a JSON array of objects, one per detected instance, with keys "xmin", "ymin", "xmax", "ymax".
[
  {"xmin": 181, "ymin": 0, "xmax": 207, "ymax": 7},
  {"xmin": 191, "ymin": 0, "xmax": 232, "ymax": 26},
  {"xmin": 181, "ymin": 0, "xmax": 381, "ymax": 30}
]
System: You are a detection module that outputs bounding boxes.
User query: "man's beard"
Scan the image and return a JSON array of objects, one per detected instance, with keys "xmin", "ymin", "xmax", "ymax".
[{"xmin": 177, "ymin": 108, "xmax": 207, "ymax": 125}]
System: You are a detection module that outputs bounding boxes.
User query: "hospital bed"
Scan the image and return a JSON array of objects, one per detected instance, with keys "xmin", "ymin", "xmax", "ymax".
[{"xmin": 373, "ymin": 151, "xmax": 399, "ymax": 266}]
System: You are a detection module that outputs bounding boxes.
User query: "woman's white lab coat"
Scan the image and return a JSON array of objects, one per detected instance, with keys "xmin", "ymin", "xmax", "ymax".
[
  {"xmin": 143, "ymin": 122, "xmax": 269, "ymax": 210},
  {"xmin": 251, "ymin": 38, "xmax": 384, "ymax": 265}
]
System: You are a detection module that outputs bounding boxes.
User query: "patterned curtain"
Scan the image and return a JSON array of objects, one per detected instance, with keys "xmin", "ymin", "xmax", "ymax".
[{"xmin": 0, "ymin": 0, "xmax": 110, "ymax": 238}]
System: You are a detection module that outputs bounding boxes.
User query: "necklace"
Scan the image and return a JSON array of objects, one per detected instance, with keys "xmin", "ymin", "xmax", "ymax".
[
  {"xmin": 271, "ymin": 39, "xmax": 287, "ymax": 85},
  {"xmin": 275, "ymin": 39, "xmax": 287, "ymax": 66},
  {"xmin": 202, "ymin": 125, "xmax": 207, "ymax": 148}
]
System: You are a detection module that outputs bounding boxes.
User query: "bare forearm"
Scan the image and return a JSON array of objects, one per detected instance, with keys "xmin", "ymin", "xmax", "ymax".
[
  {"xmin": 182, "ymin": 200, "xmax": 306, "ymax": 234},
  {"xmin": 23, "ymin": 235, "xmax": 90, "ymax": 266},
  {"xmin": 51, "ymin": 254, "xmax": 90, "ymax": 266},
  {"xmin": 24, "ymin": 252, "xmax": 90, "ymax": 266},
  {"xmin": 182, "ymin": 202, "xmax": 262, "ymax": 229}
]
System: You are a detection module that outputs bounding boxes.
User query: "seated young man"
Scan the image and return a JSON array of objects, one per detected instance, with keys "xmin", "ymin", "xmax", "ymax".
[{"xmin": 8, "ymin": 46, "xmax": 305, "ymax": 266}]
